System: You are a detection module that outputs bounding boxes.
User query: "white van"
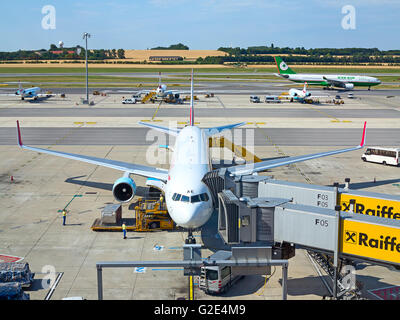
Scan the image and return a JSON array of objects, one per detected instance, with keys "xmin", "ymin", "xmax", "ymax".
[
  {"xmin": 265, "ymin": 95, "xmax": 281, "ymax": 103},
  {"xmin": 361, "ymin": 147, "xmax": 400, "ymax": 166},
  {"xmin": 199, "ymin": 251, "xmax": 243, "ymax": 294},
  {"xmin": 250, "ymin": 96, "xmax": 260, "ymax": 103},
  {"xmin": 122, "ymin": 98, "xmax": 136, "ymax": 104}
]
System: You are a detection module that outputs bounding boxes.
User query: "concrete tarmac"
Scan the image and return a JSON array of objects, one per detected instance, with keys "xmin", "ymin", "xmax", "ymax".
[
  {"xmin": 1, "ymin": 107, "xmax": 400, "ymax": 118},
  {"xmin": 1, "ymin": 90, "xmax": 400, "ymax": 301},
  {"xmin": 1, "ymin": 127, "xmax": 399, "ymax": 146}
]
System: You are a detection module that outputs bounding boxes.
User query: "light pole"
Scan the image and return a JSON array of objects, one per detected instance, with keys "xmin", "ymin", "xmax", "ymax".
[{"xmin": 83, "ymin": 32, "xmax": 91, "ymax": 104}]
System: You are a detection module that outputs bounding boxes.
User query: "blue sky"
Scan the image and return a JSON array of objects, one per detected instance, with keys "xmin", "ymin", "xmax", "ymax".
[{"xmin": 0, "ymin": 0, "xmax": 399, "ymax": 51}]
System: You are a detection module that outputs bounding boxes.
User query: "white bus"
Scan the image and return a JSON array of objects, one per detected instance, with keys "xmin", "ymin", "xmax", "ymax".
[{"xmin": 361, "ymin": 147, "xmax": 400, "ymax": 166}]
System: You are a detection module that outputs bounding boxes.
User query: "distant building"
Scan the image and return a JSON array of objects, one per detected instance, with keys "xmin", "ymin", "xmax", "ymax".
[
  {"xmin": 50, "ymin": 50, "xmax": 76, "ymax": 55},
  {"xmin": 149, "ymin": 56, "xmax": 183, "ymax": 61}
]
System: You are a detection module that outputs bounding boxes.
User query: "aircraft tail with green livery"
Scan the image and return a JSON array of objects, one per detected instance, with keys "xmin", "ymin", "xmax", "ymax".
[{"xmin": 273, "ymin": 56, "xmax": 381, "ymax": 90}]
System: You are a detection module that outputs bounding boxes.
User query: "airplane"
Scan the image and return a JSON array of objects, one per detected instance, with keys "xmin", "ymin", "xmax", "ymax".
[
  {"xmin": 15, "ymin": 82, "xmax": 54, "ymax": 101},
  {"xmin": 288, "ymin": 82, "xmax": 327, "ymax": 103},
  {"xmin": 288, "ymin": 82, "xmax": 311, "ymax": 103},
  {"xmin": 133, "ymin": 72, "xmax": 187, "ymax": 101},
  {"xmin": 274, "ymin": 56, "xmax": 381, "ymax": 90},
  {"xmin": 16, "ymin": 70, "xmax": 367, "ymax": 244}
]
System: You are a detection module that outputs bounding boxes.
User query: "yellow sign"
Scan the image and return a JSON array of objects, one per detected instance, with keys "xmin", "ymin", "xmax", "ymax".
[
  {"xmin": 339, "ymin": 193, "xmax": 400, "ymax": 221},
  {"xmin": 341, "ymin": 219, "xmax": 400, "ymax": 264}
]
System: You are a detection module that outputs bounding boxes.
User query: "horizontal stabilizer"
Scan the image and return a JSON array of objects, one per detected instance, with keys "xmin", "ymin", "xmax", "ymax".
[
  {"xmin": 203, "ymin": 122, "xmax": 247, "ymax": 136},
  {"xmin": 138, "ymin": 121, "xmax": 180, "ymax": 136}
]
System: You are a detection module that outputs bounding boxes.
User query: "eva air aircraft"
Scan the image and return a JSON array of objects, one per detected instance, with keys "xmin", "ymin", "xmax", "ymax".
[{"xmin": 274, "ymin": 56, "xmax": 381, "ymax": 90}]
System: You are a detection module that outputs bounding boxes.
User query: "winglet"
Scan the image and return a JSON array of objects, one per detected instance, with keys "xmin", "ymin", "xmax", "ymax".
[
  {"xmin": 359, "ymin": 121, "xmax": 367, "ymax": 147},
  {"xmin": 16, "ymin": 120, "xmax": 23, "ymax": 147}
]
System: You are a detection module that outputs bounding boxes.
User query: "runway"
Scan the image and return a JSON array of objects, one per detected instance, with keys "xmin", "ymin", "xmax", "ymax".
[
  {"xmin": 1, "ymin": 107, "xmax": 400, "ymax": 118},
  {"xmin": 2, "ymin": 127, "xmax": 399, "ymax": 146},
  {"xmin": 1, "ymin": 82, "xmax": 399, "ymax": 96}
]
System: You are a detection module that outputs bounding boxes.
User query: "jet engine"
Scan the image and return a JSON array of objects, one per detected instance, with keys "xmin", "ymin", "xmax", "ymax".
[
  {"xmin": 343, "ymin": 83, "xmax": 354, "ymax": 90},
  {"xmin": 174, "ymin": 93, "xmax": 180, "ymax": 99},
  {"xmin": 112, "ymin": 176, "xmax": 136, "ymax": 202}
]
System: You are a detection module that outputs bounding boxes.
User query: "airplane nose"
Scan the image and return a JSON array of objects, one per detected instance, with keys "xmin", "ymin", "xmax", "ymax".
[
  {"xmin": 169, "ymin": 203, "xmax": 212, "ymax": 229},
  {"xmin": 170, "ymin": 206, "xmax": 197, "ymax": 227}
]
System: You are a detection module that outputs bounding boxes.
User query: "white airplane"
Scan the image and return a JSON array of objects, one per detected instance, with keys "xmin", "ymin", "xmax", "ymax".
[
  {"xmin": 137, "ymin": 72, "xmax": 190, "ymax": 101},
  {"xmin": 274, "ymin": 56, "xmax": 381, "ymax": 90},
  {"xmin": 288, "ymin": 82, "xmax": 311, "ymax": 103},
  {"xmin": 288, "ymin": 82, "xmax": 327, "ymax": 103},
  {"xmin": 16, "ymin": 71, "xmax": 367, "ymax": 243}
]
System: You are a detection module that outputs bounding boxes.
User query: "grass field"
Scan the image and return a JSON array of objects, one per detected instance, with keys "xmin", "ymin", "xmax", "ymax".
[
  {"xmin": 0, "ymin": 61, "xmax": 399, "ymax": 89},
  {"xmin": 1, "ymin": 63, "xmax": 400, "ymax": 75}
]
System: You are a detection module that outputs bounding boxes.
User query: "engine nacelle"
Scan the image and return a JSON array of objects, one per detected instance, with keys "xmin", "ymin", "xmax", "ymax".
[
  {"xmin": 112, "ymin": 177, "xmax": 136, "ymax": 202},
  {"xmin": 344, "ymin": 83, "xmax": 354, "ymax": 90},
  {"xmin": 174, "ymin": 93, "xmax": 180, "ymax": 99}
]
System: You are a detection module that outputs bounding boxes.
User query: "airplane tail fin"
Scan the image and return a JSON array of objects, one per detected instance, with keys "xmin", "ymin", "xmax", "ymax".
[
  {"xmin": 190, "ymin": 69, "xmax": 194, "ymax": 126},
  {"xmin": 303, "ymin": 82, "xmax": 307, "ymax": 93},
  {"xmin": 17, "ymin": 81, "xmax": 23, "ymax": 95},
  {"xmin": 274, "ymin": 56, "xmax": 296, "ymax": 75}
]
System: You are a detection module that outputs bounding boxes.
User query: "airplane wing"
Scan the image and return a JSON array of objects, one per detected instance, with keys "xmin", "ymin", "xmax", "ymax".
[
  {"xmin": 36, "ymin": 93, "xmax": 56, "ymax": 98},
  {"xmin": 165, "ymin": 89, "xmax": 207, "ymax": 95},
  {"xmin": 16, "ymin": 121, "xmax": 169, "ymax": 181},
  {"xmin": 227, "ymin": 122, "xmax": 366, "ymax": 176},
  {"xmin": 138, "ymin": 121, "xmax": 180, "ymax": 136},
  {"xmin": 203, "ymin": 122, "xmax": 247, "ymax": 137},
  {"xmin": 323, "ymin": 76, "xmax": 348, "ymax": 87},
  {"xmin": 0, "ymin": 93, "xmax": 19, "ymax": 96}
]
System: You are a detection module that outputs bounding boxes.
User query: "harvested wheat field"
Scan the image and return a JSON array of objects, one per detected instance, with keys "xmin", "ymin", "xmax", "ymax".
[{"xmin": 124, "ymin": 49, "xmax": 228, "ymax": 61}]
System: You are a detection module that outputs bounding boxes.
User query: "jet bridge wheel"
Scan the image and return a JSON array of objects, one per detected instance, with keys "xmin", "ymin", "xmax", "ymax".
[{"xmin": 185, "ymin": 237, "xmax": 196, "ymax": 244}]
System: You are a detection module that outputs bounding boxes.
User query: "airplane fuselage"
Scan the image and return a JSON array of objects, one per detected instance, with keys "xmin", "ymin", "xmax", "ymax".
[
  {"xmin": 164, "ymin": 125, "xmax": 213, "ymax": 229},
  {"xmin": 283, "ymin": 74, "xmax": 380, "ymax": 88},
  {"xmin": 17, "ymin": 87, "xmax": 41, "ymax": 99}
]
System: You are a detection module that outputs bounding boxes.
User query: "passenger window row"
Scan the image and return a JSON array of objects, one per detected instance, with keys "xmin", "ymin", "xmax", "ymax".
[{"xmin": 172, "ymin": 193, "xmax": 209, "ymax": 203}]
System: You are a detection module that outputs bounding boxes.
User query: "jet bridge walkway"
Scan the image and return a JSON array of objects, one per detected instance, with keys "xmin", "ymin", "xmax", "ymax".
[{"xmin": 202, "ymin": 169, "xmax": 400, "ymax": 298}]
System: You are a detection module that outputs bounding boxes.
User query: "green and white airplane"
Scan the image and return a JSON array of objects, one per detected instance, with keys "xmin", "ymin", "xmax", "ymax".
[{"xmin": 274, "ymin": 56, "xmax": 381, "ymax": 90}]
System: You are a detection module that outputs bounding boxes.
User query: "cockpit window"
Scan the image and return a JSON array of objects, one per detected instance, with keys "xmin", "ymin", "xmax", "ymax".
[
  {"xmin": 200, "ymin": 193, "xmax": 209, "ymax": 202},
  {"xmin": 173, "ymin": 193, "xmax": 209, "ymax": 203},
  {"xmin": 191, "ymin": 195, "xmax": 201, "ymax": 203},
  {"xmin": 172, "ymin": 193, "xmax": 181, "ymax": 201}
]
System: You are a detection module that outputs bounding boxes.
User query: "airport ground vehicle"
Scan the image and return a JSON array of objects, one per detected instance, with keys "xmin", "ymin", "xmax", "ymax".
[
  {"xmin": 250, "ymin": 95, "xmax": 260, "ymax": 103},
  {"xmin": 265, "ymin": 95, "xmax": 281, "ymax": 103},
  {"xmin": 348, "ymin": 93, "xmax": 355, "ymax": 99},
  {"xmin": 199, "ymin": 251, "xmax": 243, "ymax": 294},
  {"xmin": 361, "ymin": 147, "xmax": 400, "ymax": 166},
  {"xmin": 122, "ymin": 98, "xmax": 137, "ymax": 104},
  {"xmin": 91, "ymin": 197, "xmax": 176, "ymax": 232}
]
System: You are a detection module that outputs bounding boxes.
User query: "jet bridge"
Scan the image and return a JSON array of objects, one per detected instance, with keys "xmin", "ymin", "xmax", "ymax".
[{"xmin": 204, "ymin": 171, "xmax": 400, "ymax": 269}]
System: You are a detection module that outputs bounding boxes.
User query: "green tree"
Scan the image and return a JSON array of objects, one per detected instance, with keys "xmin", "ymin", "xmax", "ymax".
[{"xmin": 117, "ymin": 49, "xmax": 125, "ymax": 59}]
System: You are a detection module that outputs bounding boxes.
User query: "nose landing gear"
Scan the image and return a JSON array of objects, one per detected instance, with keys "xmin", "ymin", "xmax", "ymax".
[{"xmin": 185, "ymin": 229, "xmax": 196, "ymax": 244}]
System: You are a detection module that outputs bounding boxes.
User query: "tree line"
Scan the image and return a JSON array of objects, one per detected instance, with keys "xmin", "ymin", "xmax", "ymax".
[
  {"xmin": 0, "ymin": 45, "xmax": 125, "ymax": 60},
  {"xmin": 210, "ymin": 45, "xmax": 400, "ymax": 64}
]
